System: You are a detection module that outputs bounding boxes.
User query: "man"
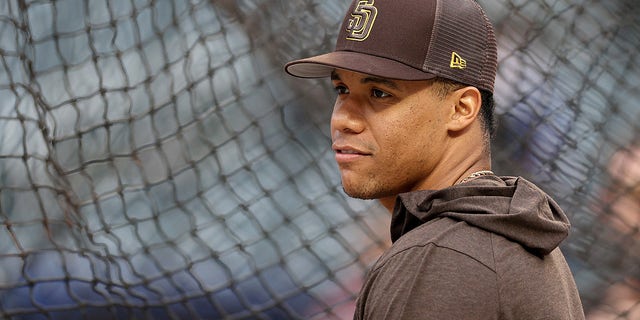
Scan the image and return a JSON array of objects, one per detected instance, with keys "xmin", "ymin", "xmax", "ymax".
[{"xmin": 285, "ymin": 0, "xmax": 585, "ymax": 318}]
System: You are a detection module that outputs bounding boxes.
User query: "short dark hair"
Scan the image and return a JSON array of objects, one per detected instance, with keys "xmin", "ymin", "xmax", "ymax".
[
  {"xmin": 477, "ymin": 89, "xmax": 496, "ymax": 139},
  {"xmin": 434, "ymin": 78, "xmax": 496, "ymax": 140}
]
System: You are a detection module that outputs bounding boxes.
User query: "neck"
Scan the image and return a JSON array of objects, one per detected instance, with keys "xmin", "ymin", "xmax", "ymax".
[
  {"xmin": 421, "ymin": 138, "xmax": 492, "ymax": 190},
  {"xmin": 378, "ymin": 139, "xmax": 491, "ymax": 213},
  {"xmin": 379, "ymin": 196, "xmax": 397, "ymax": 212}
]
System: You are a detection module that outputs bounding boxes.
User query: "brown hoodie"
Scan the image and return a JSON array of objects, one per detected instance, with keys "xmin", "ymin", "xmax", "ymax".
[{"xmin": 354, "ymin": 176, "xmax": 585, "ymax": 319}]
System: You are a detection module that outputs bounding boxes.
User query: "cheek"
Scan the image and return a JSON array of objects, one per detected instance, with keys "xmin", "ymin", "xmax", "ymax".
[
  {"xmin": 390, "ymin": 110, "xmax": 444, "ymax": 163},
  {"xmin": 401, "ymin": 105, "xmax": 440, "ymax": 141},
  {"xmin": 374, "ymin": 98, "xmax": 445, "ymax": 153}
]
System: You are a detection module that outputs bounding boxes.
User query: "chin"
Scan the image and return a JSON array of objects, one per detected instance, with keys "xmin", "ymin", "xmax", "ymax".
[
  {"xmin": 341, "ymin": 184, "xmax": 385, "ymax": 200},
  {"xmin": 343, "ymin": 189, "xmax": 370, "ymax": 200}
]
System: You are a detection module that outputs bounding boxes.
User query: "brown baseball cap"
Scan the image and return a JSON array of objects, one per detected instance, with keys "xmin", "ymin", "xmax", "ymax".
[{"xmin": 285, "ymin": 0, "xmax": 498, "ymax": 93}]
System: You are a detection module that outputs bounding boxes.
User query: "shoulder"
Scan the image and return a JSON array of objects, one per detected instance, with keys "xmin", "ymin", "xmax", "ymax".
[
  {"xmin": 355, "ymin": 217, "xmax": 501, "ymax": 319},
  {"xmin": 357, "ymin": 217, "xmax": 584, "ymax": 319},
  {"xmin": 491, "ymin": 243, "xmax": 585, "ymax": 318}
]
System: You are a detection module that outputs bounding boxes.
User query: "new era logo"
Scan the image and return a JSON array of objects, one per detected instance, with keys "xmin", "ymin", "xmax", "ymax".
[
  {"xmin": 346, "ymin": 0, "xmax": 378, "ymax": 41},
  {"xmin": 450, "ymin": 52, "xmax": 467, "ymax": 69}
]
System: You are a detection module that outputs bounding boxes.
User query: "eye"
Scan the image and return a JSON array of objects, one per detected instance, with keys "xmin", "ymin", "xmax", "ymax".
[
  {"xmin": 334, "ymin": 85, "xmax": 349, "ymax": 95},
  {"xmin": 371, "ymin": 88, "xmax": 392, "ymax": 98}
]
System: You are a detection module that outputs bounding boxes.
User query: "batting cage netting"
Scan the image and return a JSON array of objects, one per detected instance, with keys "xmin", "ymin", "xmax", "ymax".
[{"xmin": 0, "ymin": 0, "xmax": 638, "ymax": 319}]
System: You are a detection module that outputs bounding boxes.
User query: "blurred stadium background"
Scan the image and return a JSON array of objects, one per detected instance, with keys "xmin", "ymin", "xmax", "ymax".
[{"xmin": 0, "ymin": 0, "xmax": 638, "ymax": 319}]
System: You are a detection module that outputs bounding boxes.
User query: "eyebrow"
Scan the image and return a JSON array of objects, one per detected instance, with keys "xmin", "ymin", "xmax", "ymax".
[{"xmin": 330, "ymin": 71, "xmax": 400, "ymax": 90}]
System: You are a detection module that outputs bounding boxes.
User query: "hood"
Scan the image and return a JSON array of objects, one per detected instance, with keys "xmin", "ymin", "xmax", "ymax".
[{"xmin": 390, "ymin": 176, "xmax": 570, "ymax": 256}]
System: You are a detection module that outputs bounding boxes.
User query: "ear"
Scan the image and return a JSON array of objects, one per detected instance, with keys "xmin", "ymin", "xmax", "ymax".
[{"xmin": 446, "ymin": 86, "xmax": 482, "ymax": 133}]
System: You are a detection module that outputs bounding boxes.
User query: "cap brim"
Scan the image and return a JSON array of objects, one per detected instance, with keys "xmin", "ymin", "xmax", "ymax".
[{"xmin": 284, "ymin": 51, "xmax": 437, "ymax": 81}]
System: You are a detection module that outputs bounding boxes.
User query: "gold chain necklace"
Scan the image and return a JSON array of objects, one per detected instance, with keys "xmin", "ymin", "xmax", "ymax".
[{"xmin": 457, "ymin": 170, "xmax": 494, "ymax": 185}]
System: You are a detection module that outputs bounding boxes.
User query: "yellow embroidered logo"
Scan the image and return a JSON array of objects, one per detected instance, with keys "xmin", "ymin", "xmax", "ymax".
[
  {"xmin": 450, "ymin": 52, "xmax": 467, "ymax": 69},
  {"xmin": 346, "ymin": 0, "xmax": 378, "ymax": 41}
]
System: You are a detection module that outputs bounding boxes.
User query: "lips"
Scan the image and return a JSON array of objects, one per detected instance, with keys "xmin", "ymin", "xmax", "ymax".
[
  {"xmin": 332, "ymin": 143, "xmax": 372, "ymax": 163},
  {"xmin": 332, "ymin": 143, "xmax": 369, "ymax": 154},
  {"xmin": 337, "ymin": 149, "xmax": 364, "ymax": 155}
]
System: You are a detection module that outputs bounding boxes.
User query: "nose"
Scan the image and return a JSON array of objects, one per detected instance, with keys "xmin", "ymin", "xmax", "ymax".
[{"xmin": 331, "ymin": 96, "xmax": 366, "ymax": 137}]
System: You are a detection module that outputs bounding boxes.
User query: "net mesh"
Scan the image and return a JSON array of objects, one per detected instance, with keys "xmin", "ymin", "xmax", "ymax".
[{"xmin": 0, "ymin": 0, "xmax": 638, "ymax": 319}]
